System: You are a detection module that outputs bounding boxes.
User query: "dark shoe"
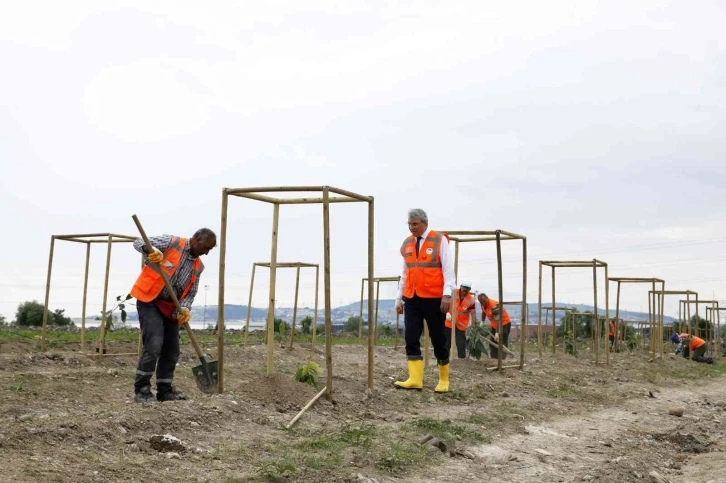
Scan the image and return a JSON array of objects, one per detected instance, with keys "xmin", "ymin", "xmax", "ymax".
[
  {"xmin": 134, "ymin": 387, "xmax": 154, "ymax": 403},
  {"xmin": 157, "ymin": 390, "xmax": 187, "ymax": 402}
]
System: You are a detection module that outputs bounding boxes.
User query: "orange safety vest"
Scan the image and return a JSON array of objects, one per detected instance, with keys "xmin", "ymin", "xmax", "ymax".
[
  {"xmin": 446, "ymin": 289, "xmax": 476, "ymax": 331},
  {"xmin": 130, "ymin": 236, "xmax": 204, "ymax": 303},
  {"xmin": 481, "ymin": 297, "xmax": 511, "ymax": 329},
  {"xmin": 690, "ymin": 336, "xmax": 706, "ymax": 350},
  {"xmin": 400, "ymin": 230, "xmax": 447, "ymax": 299},
  {"xmin": 608, "ymin": 321, "xmax": 616, "ymax": 337}
]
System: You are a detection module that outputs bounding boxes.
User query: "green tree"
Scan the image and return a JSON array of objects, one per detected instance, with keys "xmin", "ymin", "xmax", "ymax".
[
  {"xmin": 345, "ymin": 316, "xmax": 363, "ymax": 333},
  {"xmin": 15, "ymin": 301, "xmax": 74, "ymax": 327},
  {"xmin": 300, "ymin": 316, "xmax": 314, "ymax": 334},
  {"xmin": 0, "ymin": 314, "xmax": 7, "ymax": 327},
  {"xmin": 273, "ymin": 318, "xmax": 288, "ymax": 333}
]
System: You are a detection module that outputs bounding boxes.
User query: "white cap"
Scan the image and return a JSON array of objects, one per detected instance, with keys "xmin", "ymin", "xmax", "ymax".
[{"xmin": 460, "ymin": 282, "xmax": 472, "ymax": 288}]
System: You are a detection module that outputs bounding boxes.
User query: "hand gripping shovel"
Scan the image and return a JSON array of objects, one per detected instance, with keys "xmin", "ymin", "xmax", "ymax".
[{"xmin": 132, "ymin": 215, "xmax": 218, "ymax": 394}]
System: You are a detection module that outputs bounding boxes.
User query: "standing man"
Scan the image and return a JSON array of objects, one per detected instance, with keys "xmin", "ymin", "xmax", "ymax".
[
  {"xmin": 444, "ymin": 282, "xmax": 476, "ymax": 359},
  {"xmin": 478, "ymin": 293, "xmax": 511, "ymax": 360},
  {"xmin": 608, "ymin": 319, "xmax": 618, "ymax": 351},
  {"xmin": 130, "ymin": 229, "xmax": 217, "ymax": 403},
  {"xmin": 394, "ymin": 209, "xmax": 456, "ymax": 393}
]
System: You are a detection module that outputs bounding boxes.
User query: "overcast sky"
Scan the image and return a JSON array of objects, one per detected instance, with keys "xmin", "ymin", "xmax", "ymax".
[{"xmin": 1, "ymin": 1, "xmax": 725, "ymax": 322}]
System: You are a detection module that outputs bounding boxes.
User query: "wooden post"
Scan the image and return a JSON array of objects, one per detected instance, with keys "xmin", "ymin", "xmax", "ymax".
[
  {"xmin": 218, "ymin": 190, "xmax": 229, "ymax": 393},
  {"xmin": 394, "ymin": 276, "xmax": 400, "ymax": 350},
  {"xmin": 520, "ymin": 238, "xmax": 527, "ymax": 370},
  {"xmin": 312, "ymin": 265, "xmax": 319, "ymax": 351},
  {"xmin": 289, "ymin": 264, "xmax": 301, "ymax": 350},
  {"xmin": 424, "ymin": 322, "xmax": 430, "ymax": 368},
  {"xmin": 592, "ymin": 260, "xmax": 599, "ymax": 364},
  {"xmin": 373, "ymin": 279, "xmax": 380, "ymax": 345},
  {"xmin": 686, "ymin": 292, "xmax": 692, "ymax": 337},
  {"xmin": 451, "ymin": 239, "xmax": 459, "ymax": 356},
  {"xmin": 358, "ymin": 278, "xmax": 365, "ymax": 343},
  {"xmin": 138, "ymin": 252, "xmax": 144, "ymax": 355},
  {"xmin": 659, "ymin": 283, "xmax": 665, "ymax": 358},
  {"xmin": 285, "ymin": 386, "xmax": 327, "ymax": 430},
  {"xmin": 647, "ymin": 288, "xmax": 652, "ymax": 353},
  {"xmin": 495, "ymin": 231, "xmax": 504, "ymax": 371},
  {"xmin": 81, "ymin": 242, "xmax": 91, "ymax": 352},
  {"xmin": 551, "ymin": 266, "xmax": 556, "ymax": 354},
  {"xmin": 366, "ymin": 197, "xmax": 375, "ymax": 394},
  {"xmin": 695, "ymin": 292, "xmax": 700, "ymax": 339},
  {"xmin": 323, "ymin": 187, "xmax": 334, "ymax": 400},
  {"xmin": 537, "ymin": 261, "xmax": 543, "ymax": 357},
  {"xmin": 244, "ymin": 263, "xmax": 256, "ymax": 346},
  {"xmin": 614, "ymin": 281, "xmax": 621, "ymax": 353},
  {"xmin": 266, "ymin": 203, "xmax": 280, "ymax": 376},
  {"xmin": 97, "ymin": 235, "xmax": 113, "ymax": 360},
  {"xmin": 41, "ymin": 236, "xmax": 55, "ymax": 353},
  {"xmin": 604, "ymin": 263, "xmax": 609, "ymax": 365}
]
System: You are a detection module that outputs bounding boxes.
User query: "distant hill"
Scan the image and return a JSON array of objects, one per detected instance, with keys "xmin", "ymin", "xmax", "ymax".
[{"xmin": 124, "ymin": 299, "xmax": 673, "ymax": 325}]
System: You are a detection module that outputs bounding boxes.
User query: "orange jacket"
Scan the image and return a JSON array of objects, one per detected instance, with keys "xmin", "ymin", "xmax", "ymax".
[
  {"xmin": 690, "ymin": 336, "xmax": 706, "ymax": 350},
  {"xmin": 400, "ymin": 231, "xmax": 447, "ymax": 299},
  {"xmin": 608, "ymin": 321, "xmax": 617, "ymax": 338},
  {"xmin": 481, "ymin": 297, "xmax": 511, "ymax": 329},
  {"xmin": 130, "ymin": 236, "xmax": 203, "ymax": 303},
  {"xmin": 446, "ymin": 289, "xmax": 476, "ymax": 331}
]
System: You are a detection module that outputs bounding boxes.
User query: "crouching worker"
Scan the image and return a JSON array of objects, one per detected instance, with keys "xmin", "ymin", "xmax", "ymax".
[
  {"xmin": 478, "ymin": 293, "xmax": 511, "ymax": 360},
  {"xmin": 444, "ymin": 282, "xmax": 476, "ymax": 359},
  {"xmin": 130, "ymin": 229, "xmax": 217, "ymax": 403},
  {"xmin": 671, "ymin": 333, "xmax": 712, "ymax": 363}
]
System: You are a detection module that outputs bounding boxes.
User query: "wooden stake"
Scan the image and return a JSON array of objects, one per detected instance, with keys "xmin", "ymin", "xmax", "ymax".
[
  {"xmin": 367, "ymin": 197, "xmax": 375, "ymax": 393},
  {"xmin": 217, "ymin": 190, "xmax": 229, "ymax": 393},
  {"xmin": 289, "ymin": 265, "xmax": 301, "ymax": 350},
  {"xmin": 323, "ymin": 188, "xmax": 334, "ymax": 400},
  {"xmin": 614, "ymin": 281, "xmax": 621, "ymax": 353},
  {"xmin": 312, "ymin": 265, "xmax": 319, "ymax": 351},
  {"xmin": 41, "ymin": 236, "xmax": 55, "ymax": 353},
  {"xmin": 592, "ymin": 259, "xmax": 598, "ymax": 365},
  {"xmin": 551, "ymin": 265, "xmax": 556, "ymax": 354},
  {"xmin": 519, "ymin": 237, "xmax": 527, "ymax": 370},
  {"xmin": 496, "ymin": 230, "xmax": 504, "ymax": 371},
  {"xmin": 537, "ymin": 261, "xmax": 543, "ymax": 357},
  {"xmin": 244, "ymin": 263, "xmax": 256, "ymax": 346},
  {"xmin": 267, "ymin": 203, "xmax": 280, "ymax": 376},
  {"xmin": 424, "ymin": 322, "xmax": 430, "ymax": 368},
  {"xmin": 604, "ymin": 263, "xmax": 609, "ymax": 365},
  {"xmin": 358, "ymin": 278, "xmax": 365, "ymax": 343},
  {"xmin": 285, "ymin": 386, "xmax": 327, "ymax": 429},
  {"xmin": 81, "ymin": 242, "xmax": 91, "ymax": 352},
  {"xmin": 97, "ymin": 235, "xmax": 113, "ymax": 361},
  {"xmin": 374, "ymin": 279, "xmax": 380, "ymax": 346}
]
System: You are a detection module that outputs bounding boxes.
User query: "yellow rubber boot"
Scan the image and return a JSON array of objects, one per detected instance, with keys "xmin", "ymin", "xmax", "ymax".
[
  {"xmin": 434, "ymin": 363, "xmax": 450, "ymax": 393},
  {"xmin": 394, "ymin": 359, "xmax": 424, "ymax": 390}
]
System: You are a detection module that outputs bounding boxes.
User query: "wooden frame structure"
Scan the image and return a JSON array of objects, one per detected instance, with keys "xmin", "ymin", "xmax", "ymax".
[
  {"xmin": 608, "ymin": 277, "xmax": 665, "ymax": 355},
  {"xmin": 648, "ymin": 290, "xmax": 697, "ymax": 360},
  {"xmin": 704, "ymin": 306, "xmax": 724, "ymax": 356},
  {"xmin": 244, "ymin": 262, "xmax": 319, "ymax": 350},
  {"xmin": 40, "ymin": 233, "xmax": 140, "ymax": 358},
  {"xmin": 358, "ymin": 276, "xmax": 401, "ymax": 348},
  {"xmin": 218, "ymin": 186, "xmax": 374, "ymax": 399},
  {"xmin": 543, "ymin": 306, "xmax": 569, "ymax": 335},
  {"xmin": 441, "ymin": 230, "xmax": 527, "ymax": 371},
  {"xmin": 680, "ymin": 299, "xmax": 719, "ymax": 357},
  {"xmin": 538, "ymin": 260, "xmax": 609, "ymax": 364}
]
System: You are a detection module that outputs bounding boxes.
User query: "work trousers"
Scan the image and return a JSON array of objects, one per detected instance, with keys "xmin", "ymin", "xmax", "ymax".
[
  {"xmin": 490, "ymin": 322, "xmax": 511, "ymax": 360},
  {"xmin": 443, "ymin": 326, "xmax": 467, "ymax": 359},
  {"xmin": 683, "ymin": 344, "xmax": 707, "ymax": 360},
  {"xmin": 403, "ymin": 294, "xmax": 449, "ymax": 364},
  {"xmin": 134, "ymin": 301, "xmax": 180, "ymax": 394}
]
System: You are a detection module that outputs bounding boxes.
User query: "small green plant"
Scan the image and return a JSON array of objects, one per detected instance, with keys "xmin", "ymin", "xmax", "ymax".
[
  {"xmin": 102, "ymin": 294, "xmax": 133, "ymax": 331},
  {"xmin": 466, "ymin": 319, "xmax": 490, "ymax": 360},
  {"xmin": 257, "ymin": 461, "xmax": 296, "ymax": 481},
  {"xmin": 626, "ymin": 332, "xmax": 640, "ymax": 352},
  {"xmin": 294, "ymin": 356, "xmax": 320, "ymax": 388},
  {"xmin": 564, "ymin": 330, "xmax": 577, "ymax": 356}
]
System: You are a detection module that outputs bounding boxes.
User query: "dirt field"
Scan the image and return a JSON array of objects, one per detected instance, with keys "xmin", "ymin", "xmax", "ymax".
[{"xmin": 1, "ymin": 334, "xmax": 725, "ymax": 483}]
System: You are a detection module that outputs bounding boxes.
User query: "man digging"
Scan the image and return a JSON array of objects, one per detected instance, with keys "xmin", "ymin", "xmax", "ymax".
[{"xmin": 130, "ymin": 229, "xmax": 217, "ymax": 403}]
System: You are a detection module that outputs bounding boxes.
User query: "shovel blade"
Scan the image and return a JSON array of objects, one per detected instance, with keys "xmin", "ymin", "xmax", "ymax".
[{"xmin": 192, "ymin": 360, "xmax": 218, "ymax": 394}]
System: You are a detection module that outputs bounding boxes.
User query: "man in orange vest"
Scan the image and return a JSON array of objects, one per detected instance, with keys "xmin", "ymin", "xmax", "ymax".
[
  {"xmin": 130, "ymin": 229, "xmax": 216, "ymax": 403},
  {"xmin": 673, "ymin": 333, "xmax": 710, "ymax": 362},
  {"xmin": 394, "ymin": 209, "xmax": 456, "ymax": 393},
  {"xmin": 478, "ymin": 293, "xmax": 511, "ymax": 360},
  {"xmin": 608, "ymin": 319, "xmax": 618, "ymax": 350},
  {"xmin": 444, "ymin": 282, "xmax": 476, "ymax": 359}
]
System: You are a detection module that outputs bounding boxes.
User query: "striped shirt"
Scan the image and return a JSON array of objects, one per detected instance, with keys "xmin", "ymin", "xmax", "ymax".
[{"xmin": 133, "ymin": 234, "xmax": 201, "ymax": 310}]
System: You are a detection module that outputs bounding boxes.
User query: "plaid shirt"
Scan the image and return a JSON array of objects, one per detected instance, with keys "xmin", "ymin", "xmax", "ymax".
[{"xmin": 133, "ymin": 234, "xmax": 201, "ymax": 310}]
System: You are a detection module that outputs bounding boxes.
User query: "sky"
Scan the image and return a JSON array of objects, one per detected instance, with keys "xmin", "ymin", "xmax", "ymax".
[{"xmin": 1, "ymin": 1, "xmax": 725, "ymax": 322}]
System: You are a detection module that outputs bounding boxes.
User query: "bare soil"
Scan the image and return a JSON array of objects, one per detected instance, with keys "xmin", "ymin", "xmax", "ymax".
[{"xmin": 1, "ymin": 336, "xmax": 725, "ymax": 483}]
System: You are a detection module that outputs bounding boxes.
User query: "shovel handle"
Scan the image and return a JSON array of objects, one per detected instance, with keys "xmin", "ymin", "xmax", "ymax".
[{"xmin": 131, "ymin": 214, "xmax": 205, "ymax": 359}]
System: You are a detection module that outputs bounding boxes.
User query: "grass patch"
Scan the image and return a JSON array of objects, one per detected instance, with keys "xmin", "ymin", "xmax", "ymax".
[
  {"xmin": 376, "ymin": 442, "xmax": 425, "ymax": 474},
  {"xmin": 409, "ymin": 417, "xmax": 486, "ymax": 443},
  {"xmin": 547, "ymin": 383, "xmax": 584, "ymax": 398}
]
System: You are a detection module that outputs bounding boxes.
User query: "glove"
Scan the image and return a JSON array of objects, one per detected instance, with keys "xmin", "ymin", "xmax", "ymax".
[
  {"xmin": 394, "ymin": 299, "xmax": 403, "ymax": 314},
  {"xmin": 445, "ymin": 313, "xmax": 452, "ymax": 321},
  {"xmin": 147, "ymin": 247, "xmax": 163, "ymax": 264},
  {"xmin": 493, "ymin": 333, "xmax": 499, "ymax": 342},
  {"xmin": 176, "ymin": 307, "xmax": 191, "ymax": 327}
]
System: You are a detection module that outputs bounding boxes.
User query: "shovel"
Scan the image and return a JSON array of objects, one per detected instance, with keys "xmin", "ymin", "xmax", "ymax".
[{"xmin": 132, "ymin": 215, "xmax": 218, "ymax": 394}]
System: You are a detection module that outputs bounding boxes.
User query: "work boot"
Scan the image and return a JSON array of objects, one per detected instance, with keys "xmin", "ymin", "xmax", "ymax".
[
  {"xmin": 157, "ymin": 388, "xmax": 187, "ymax": 402},
  {"xmin": 394, "ymin": 359, "xmax": 424, "ymax": 390},
  {"xmin": 134, "ymin": 386, "xmax": 154, "ymax": 403},
  {"xmin": 434, "ymin": 363, "xmax": 450, "ymax": 393}
]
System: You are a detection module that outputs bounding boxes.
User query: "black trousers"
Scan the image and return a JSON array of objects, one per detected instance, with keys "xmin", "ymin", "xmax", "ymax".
[
  {"xmin": 490, "ymin": 323, "xmax": 511, "ymax": 360},
  {"xmin": 443, "ymin": 327, "xmax": 467, "ymax": 359},
  {"xmin": 403, "ymin": 295, "xmax": 450, "ymax": 364},
  {"xmin": 683, "ymin": 344, "xmax": 707, "ymax": 360},
  {"xmin": 134, "ymin": 301, "xmax": 180, "ymax": 394}
]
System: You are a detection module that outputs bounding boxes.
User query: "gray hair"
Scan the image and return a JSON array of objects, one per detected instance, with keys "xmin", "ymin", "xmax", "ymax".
[
  {"xmin": 193, "ymin": 228, "xmax": 217, "ymax": 243},
  {"xmin": 408, "ymin": 208, "xmax": 428, "ymax": 224}
]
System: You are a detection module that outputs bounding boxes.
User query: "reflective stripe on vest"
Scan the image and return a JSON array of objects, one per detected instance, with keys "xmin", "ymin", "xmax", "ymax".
[
  {"xmin": 446, "ymin": 290, "xmax": 476, "ymax": 331},
  {"xmin": 400, "ymin": 230, "xmax": 445, "ymax": 298},
  {"xmin": 129, "ymin": 236, "xmax": 203, "ymax": 303}
]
